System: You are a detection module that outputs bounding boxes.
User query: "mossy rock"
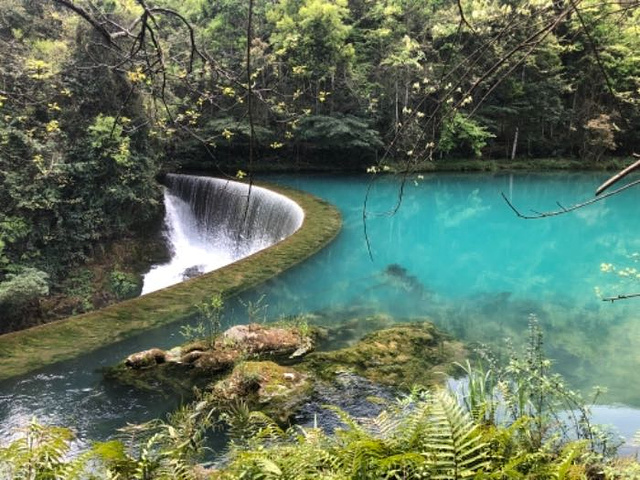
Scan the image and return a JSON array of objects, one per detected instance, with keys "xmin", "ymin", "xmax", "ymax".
[
  {"xmin": 105, "ymin": 323, "xmax": 320, "ymax": 394},
  {"xmin": 210, "ymin": 361, "xmax": 313, "ymax": 424},
  {"xmin": 304, "ymin": 321, "xmax": 465, "ymax": 389},
  {"xmin": 104, "ymin": 357, "xmax": 205, "ymax": 395},
  {"xmin": 313, "ymin": 314, "xmax": 395, "ymax": 351}
]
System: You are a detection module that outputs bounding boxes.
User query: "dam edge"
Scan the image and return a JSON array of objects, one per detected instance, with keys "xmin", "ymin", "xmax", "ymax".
[{"xmin": 0, "ymin": 179, "xmax": 342, "ymax": 381}]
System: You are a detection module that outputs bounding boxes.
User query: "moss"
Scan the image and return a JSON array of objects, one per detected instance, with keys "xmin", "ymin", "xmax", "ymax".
[
  {"xmin": 0, "ymin": 183, "xmax": 342, "ymax": 381},
  {"xmin": 312, "ymin": 314, "xmax": 396, "ymax": 351},
  {"xmin": 103, "ymin": 361, "xmax": 204, "ymax": 396},
  {"xmin": 105, "ymin": 323, "xmax": 321, "ymax": 395},
  {"xmin": 210, "ymin": 361, "xmax": 313, "ymax": 423},
  {"xmin": 304, "ymin": 321, "xmax": 465, "ymax": 389}
]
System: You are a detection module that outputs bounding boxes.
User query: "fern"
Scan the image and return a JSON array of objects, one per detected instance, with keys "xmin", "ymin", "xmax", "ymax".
[
  {"xmin": 0, "ymin": 418, "xmax": 76, "ymax": 479},
  {"xmin": 420, "ymin": 390, "xmax": 491, "ymax": 479},
  {"xmin": 221, "ymin": 390, "xmax": 495, "ymax": 480}
]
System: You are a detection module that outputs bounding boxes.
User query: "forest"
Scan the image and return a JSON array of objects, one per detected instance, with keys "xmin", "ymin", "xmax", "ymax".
[
  {"xmin": 1, "ymin": 0, "xmax": 640, "ymax": 477},
  {"xmin": 0, "ymin": 0, "xmax": 639, "ymax": 328}
]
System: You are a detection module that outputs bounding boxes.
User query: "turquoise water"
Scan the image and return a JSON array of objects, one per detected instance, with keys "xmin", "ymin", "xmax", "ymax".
[
  {"xmin": 2, "ymin": 171, "xmax": 640, "ymax": 451},
  {"xmin": 248, "ymin": 172, "xmax": 640, "ymax": 406}
]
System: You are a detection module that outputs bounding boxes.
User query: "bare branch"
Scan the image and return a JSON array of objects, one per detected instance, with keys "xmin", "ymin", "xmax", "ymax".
[
  {"xmin": 52, "ymin": 0, "xmax": 120, "ymax": 49},
  {"xmin": 596, "ymin": 154, "xmax": 640, "ymax": 195},
  {"xmin": 502, "ymin": 177, "xmax": 640, "ymax": 219},
  {"xmin": 602, "ymin": 293, "xmax": 640, "ymax": 302},
  {"xmin": 149, "ymin": 7, "xmax": 208, "ymax": 72},
  {"xmin": 456, "ymin": 0, "xmax": 476, "ymax": 33},
  {"xmin": 568, "ymin": 0, "xmax": 619, "ymax": 106}
]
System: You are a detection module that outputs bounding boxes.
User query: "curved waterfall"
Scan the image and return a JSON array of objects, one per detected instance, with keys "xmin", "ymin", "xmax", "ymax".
[{"xmin": 142, "ymin": 174, "xmax": 305, "ymax": 294}]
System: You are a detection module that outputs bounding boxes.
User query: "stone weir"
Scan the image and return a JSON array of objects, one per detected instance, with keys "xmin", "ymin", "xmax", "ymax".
[
  {"xmin": 143, "ymin": 175, "xmax": 305, "ymax": 293},
  {"xmin": 0, "ymin": 176, "xmax": 341, "ymax": 381},
  {"xmin": 166, "ymin": 174, "xmax": 304, "ymax": 255}
]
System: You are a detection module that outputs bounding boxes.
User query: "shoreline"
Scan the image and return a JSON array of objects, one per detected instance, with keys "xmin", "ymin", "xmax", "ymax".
[
  {"xmin": 0, "ymin": 180, "xmax": 342, "ymax": 381},
  {"xmin": 175, "ymin": 156, "xmax": 637, "ymax": 175}
]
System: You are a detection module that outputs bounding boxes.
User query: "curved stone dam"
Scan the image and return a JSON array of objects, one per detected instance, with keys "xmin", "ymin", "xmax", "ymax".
[
  {"xmin": 143, "ymin": 174, "xmax": 305, "ymax": 293},
  {"xmin": 0, "ymin": 171, "xmax": 341, "ymax": 447}
]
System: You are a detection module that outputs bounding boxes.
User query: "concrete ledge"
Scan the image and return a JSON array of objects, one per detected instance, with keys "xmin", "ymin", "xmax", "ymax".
[{"xmin": 0, "ymin": 181, "xmax": 342, "ymax": 381}]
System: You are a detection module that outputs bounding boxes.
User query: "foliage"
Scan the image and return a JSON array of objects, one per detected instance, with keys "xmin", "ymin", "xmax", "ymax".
[
  {"xmin": 1, "ymin": 0, "xmax": 639, "ymax": 328},
  {"xmin": 0, "ymin": 0, "xmax": 164, "ymax": 331},
  {"xmin": 181, "ymin": 294, "xmax": 224, "ymax": 347},
  {"xmin": 297, "ymin": 114, "xmax": 384, "ymax": 151},
  {"xmin": 109, "ymin": 270, "xmax": 140, "ymax": 301},
  {"xmin": 0, "ymin": 418, "xmax": 91, "ymax": 480},
  {"xmin": 0, "ymin": 404, "xmax": 214, "ymax": 480},
  {"xmin": 0, "ymin": 268, "xmax": 49, "ymax": 332},
  {"xmin": 0, "ymin": 268, "xmax": 49, "ymax": 307},
  {"xmin": 439, "ymin": 114, "xmax": 495, "ymax": 158},
  {"xmin": 212, "ymin": 318, "xmax": 616, "ymax": 479},
  {"xmin": 1, "ymin": 318, "xmax": 636, "ymax": 479}
]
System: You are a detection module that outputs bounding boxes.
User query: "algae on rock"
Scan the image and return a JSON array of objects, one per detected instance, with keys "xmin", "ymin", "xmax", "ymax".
[
  {"xmin": 106, "ymin": 318, "xmax": 465, "ymax": 424},
  {"xmin": 106, "ymin": 323, "xmax": 320, "ymax": 395},
  {"xmin": 305, "ymin": 321, "xmax": 465, "ymax": 389},
  {"xmin": 210, "ymin": 361, "xmax": 312, "ymax": 423}
]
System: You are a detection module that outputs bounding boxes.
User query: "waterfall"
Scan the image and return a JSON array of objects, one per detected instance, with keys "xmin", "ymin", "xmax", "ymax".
[{"xmin": 142, "ymin": 174, "xmax": 305, "ymax": 294}]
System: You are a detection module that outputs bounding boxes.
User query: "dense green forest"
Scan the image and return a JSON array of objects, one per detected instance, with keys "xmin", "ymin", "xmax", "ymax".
[
  {"xmin": 0, "ymin": 0, "xmax": 639, "ymax": 329},
  {"xmin": 1, "ymin": 1, "xmax": 640, "ymax": 478}
]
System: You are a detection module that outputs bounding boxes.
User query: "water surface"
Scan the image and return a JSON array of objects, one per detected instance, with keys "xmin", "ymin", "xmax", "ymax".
[{"xmin": 2, "ymin": 172, "xmax": 640, "ymax": 451}]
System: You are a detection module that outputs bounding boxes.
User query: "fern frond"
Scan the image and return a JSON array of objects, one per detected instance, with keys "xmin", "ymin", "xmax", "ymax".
[
  {"xmin": 421, "ymin": 389, "xmax": 491, "ymax": 479},
  {"xmin": 367, "ymin": 408, "xmax": 404, "ymax": 440},
  {"xmin": 374, "ymin": 451, "xmax": 427, "ymax": 478},
  {"xmin": 553, "ymin": 440, "xmax": 588, "ymax": 480}
]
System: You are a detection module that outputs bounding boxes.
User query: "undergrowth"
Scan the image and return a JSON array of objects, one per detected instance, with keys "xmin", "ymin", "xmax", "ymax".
[{"xmin": 0, "ymin": 315, "xmax": 635, "ymax": 479}]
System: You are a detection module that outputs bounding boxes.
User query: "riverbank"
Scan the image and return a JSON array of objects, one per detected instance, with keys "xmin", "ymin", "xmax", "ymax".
[
  {"xmin": 0, "ymin": 182, "xmax": 341, "ymax": 381},
  {"xmin": 177, "ymin": 155, "xmax": 637, "ymax": 175}
]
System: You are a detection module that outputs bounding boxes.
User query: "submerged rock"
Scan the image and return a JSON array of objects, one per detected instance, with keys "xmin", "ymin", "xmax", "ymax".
[
  {"xmin": 295, "ymin": 372, "xmax": 396, "ymax": 433},
  {"xmin": 381, "ymin": 263, "xmax": 430, "ymax": 298},
  {"xmin": 306, "ymin": 321, "xmax": 464, "ymax": 389},
  {"xmin": 314, "ymin": 314, "xmax": 395, "ymax": 350}
]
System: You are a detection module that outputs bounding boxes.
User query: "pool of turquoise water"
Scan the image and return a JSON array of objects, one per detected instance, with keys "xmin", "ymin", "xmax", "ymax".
[
  {"xmin": 251, "ymin": 173, "xmax": 640, "ymax": 406},
  {"xmin": 2, "ymin": 171, "xmax": 640, "ymax": 451}
]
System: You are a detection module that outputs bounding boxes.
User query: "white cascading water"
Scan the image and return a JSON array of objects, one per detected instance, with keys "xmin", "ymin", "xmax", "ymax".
[{"xmin": 142, "ymin": 174, "xmax": 305, "ymax": 294}]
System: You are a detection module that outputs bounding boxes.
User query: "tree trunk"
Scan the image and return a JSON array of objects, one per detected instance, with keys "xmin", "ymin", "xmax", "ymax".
[
  {"xmin": 395, "ymin": 78, "xmax": 399, "ymax": 134},
  {"xmin": 511, "ymin": 127, "xmax": 519, "ymax": 160}
]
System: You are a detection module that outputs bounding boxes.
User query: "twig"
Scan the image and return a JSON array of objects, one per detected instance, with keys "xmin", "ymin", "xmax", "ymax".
[{"xmin": 456, "ymin": 0, "xmax": 476, "ymax": 32}]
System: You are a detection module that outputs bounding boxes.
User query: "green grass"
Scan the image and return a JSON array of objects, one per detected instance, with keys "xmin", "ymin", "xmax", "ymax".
[{"xmin": 0, "ymin": 182, "xmax": 342, "ymax": 381}]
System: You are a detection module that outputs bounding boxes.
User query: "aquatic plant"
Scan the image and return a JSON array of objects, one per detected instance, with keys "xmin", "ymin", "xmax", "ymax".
[{"xmin": 239, "ymin": 294, "xmax": 269, "ymax": 324}]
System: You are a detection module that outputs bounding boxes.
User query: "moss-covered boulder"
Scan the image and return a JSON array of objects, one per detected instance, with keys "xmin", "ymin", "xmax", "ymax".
[
  {"xmin": 210, "ymin": 361, "xmax": 313, "ymax": 423},
  {"xmin": 106, "ymin": 323, "xmax": 320, "ymax": 394},
  {"xmin": 313, "ymin": 313, "xmax": 395, "ymax": 350},
  {"xmin": 305, "ymin": 321, "xmax": 464, "ymax": 389}
]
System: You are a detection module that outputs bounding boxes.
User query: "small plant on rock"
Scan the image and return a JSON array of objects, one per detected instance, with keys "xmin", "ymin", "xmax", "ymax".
[{"xmin": 183, "ymin": 294, "xmax": 224, "ymax": 348}]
